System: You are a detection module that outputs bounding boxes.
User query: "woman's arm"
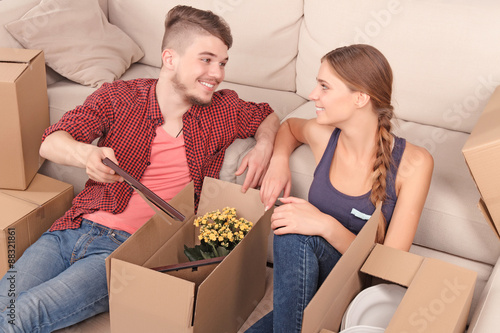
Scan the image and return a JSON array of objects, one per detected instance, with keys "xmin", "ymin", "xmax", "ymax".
[
  {"xmin": 260, "ymin": 118, "xmax": 332, "ymax": 209},
  {"xmin": 383, "ymin": 143, "xmax": 434, "ymax": 251}
]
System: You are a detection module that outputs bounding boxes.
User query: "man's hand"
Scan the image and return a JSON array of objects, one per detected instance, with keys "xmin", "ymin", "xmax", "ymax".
[
  {"xmin": 86, "ymin": 147, "xmax": 123, "ymax": 183},
  {"xmin": 235, "ymin": 140, "xmax": 273, "ymax": 193},
  {"xmin": 235, "ymin": 113, "xmax": 279, "ymax": 193},
  {"xmin": 40, "ymin": 130, "xmax": 123, "ymax": 184}
]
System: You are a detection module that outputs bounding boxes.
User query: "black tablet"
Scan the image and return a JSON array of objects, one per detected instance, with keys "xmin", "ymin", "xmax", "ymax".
[{"xmin": 102, "ymin": 157, "xmax": 185, "ymax": 221}]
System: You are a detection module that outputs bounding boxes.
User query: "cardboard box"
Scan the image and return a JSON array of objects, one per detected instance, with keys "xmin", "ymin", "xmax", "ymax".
[
  {"xmin": 0, "ymin": 48, "xmax": 49, "ymax": 190},
  {"xmin": 302, "ymin": 206, "xmax": 477, "ymax": 333},
  {"xmin": 462, "ymin": 85, "xmax": 500, "ymax": 238},
  {"xmin": 106, "ymin": 178, "xmax": 271, "ymax": 333},
  {"xmin": 0, "ymin": 173, "xmax": 73, "ymax": 276}
]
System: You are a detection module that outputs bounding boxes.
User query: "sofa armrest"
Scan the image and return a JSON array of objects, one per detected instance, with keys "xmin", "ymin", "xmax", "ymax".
[
  {"xmin": 468, "ymin": 255, "xmax": 500, "ymax": 332},
  {"xmin": 220, "ymin": 137, "xmax": 257, "ymax": 184}
]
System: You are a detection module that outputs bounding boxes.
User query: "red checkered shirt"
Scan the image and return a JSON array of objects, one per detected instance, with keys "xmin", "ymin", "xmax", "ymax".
[{"xmin": 43, "ymin": 79, "xmax": 273, "ymax": 232}]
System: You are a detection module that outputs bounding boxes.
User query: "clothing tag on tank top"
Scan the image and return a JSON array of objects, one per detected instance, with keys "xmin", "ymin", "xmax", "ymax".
[{"xmin": 350, "ymin": 208, "xmax": 371, "ymax": 220}]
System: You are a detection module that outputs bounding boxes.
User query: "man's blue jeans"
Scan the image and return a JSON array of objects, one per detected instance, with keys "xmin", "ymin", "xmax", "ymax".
[
  {"xmin": 0, "ymin": 219, "xmax": 130, "ymax": 332},
  {"xmin": 246, "ymin": 233, "xmax": 342, "ymax": 333}
]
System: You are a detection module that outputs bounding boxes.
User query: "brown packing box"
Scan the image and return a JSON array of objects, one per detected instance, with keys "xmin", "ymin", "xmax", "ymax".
[
  {"xmin": 106, "ymin": 177, "xmax": 271, "ymax": 333},
  {"xmin": 0, "ymin": 174, "xmax": 73, "ymax": 276},
  {"xmin": 302, "ymin": 206, "xmax": 477, "ymax": 333},
  {"xmin": 462, "ymin": 85, "xmax": 500, "ymax": 238},
  {"xmin": 0, "ymin": 48, "xmax": 49, "ymax": 190}
]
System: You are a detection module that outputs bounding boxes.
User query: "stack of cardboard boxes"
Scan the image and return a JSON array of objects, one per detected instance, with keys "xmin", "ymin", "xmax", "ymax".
[{"xmin": 0, "ymin": 48, "xmax": 73, "ymax": 276}]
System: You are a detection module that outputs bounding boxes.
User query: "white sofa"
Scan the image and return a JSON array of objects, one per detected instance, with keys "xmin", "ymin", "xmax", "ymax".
[{"xmin": 2, "ymin": 0, "xmax": 500, "ymax": 332}]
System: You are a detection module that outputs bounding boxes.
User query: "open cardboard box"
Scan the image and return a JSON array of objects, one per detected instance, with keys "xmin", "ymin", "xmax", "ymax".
[
  {"xmin": 462, "ymin": 85, "xmax": 500, "ymax": 238},
  {"xmin": 106, "ymin": 177, "xmax": 272, "ymax": 333},
  {"xmin": 0, "ymin": 48, "xmax": 49, "ymax": 190},
  {"xmin": 302, "ymin": 206, "xmax": 477, "ymax": 333},
  {"xmin": 0, "ymin": 174, "xmax": 73, "ymax": 276}
]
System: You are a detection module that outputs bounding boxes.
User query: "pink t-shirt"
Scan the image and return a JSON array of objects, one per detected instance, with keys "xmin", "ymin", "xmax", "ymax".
[{"xmin": 83, "ymin": 127, "xmax": 190, "ymax": 234}]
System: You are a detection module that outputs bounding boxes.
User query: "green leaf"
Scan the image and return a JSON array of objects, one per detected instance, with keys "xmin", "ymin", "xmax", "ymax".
[
  {"xmin": 183, "ymin": 245, "xmax": 204, "ymax": 262},
  {"xmin": 209, "ymin": 243, "xmax": 219, "ymax": 257},
  {"xmin": 200, "ymin": 249, "xmax": 214, "ymax": 259},
  {"xmin": 217, "ymin": 246, "xmax": 230, "ymax": 257}
]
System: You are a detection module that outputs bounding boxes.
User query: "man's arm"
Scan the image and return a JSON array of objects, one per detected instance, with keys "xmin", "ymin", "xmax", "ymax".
[
  {"xmin": 40, "ymin": 130, "xmax": 123, "ymax": 183},
  {"xmin": 235, "ymin": 112, "xmax": 280, "ymax": 192}
]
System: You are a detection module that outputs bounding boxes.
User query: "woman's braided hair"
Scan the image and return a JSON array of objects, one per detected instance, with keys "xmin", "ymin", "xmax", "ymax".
[{"xmin": 322, "ymin": 44, "xmax": 394, "ymax": 243}]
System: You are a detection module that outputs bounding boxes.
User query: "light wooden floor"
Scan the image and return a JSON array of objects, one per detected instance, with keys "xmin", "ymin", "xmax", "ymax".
[{"xmin": 55, "ymin": 267, "xmax": 273, "ymax": 333}]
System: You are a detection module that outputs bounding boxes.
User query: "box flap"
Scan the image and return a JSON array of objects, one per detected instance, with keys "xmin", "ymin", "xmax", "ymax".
[
  {"xmin": 478, "ymin": 198, "xmax": 499, "ymax": 238},
  {"xmin": 301, "ymin": 204, "xmax": 382, "ymax": 333},
  {"xmin": 0, "ymin": 48, "xmax": 41, "ymax": 63},
  {"xmin": 135, "ymin": 180, "xmax": 195, "ymax": 225},
  {"xmin": 0, "ymin": 174, "xmax": 73, "ymax": 230},
  {"xmin": 109, "ymin": 259, "xmax": 195, "ymax": 333},
  {"xmin": 194, "ymin": 207, "xmax": 272, "ymax": 333},
  {"xmin": 0, "ymin": 48, "xmax": 41, "ymax": 83},
  {"xmin": 105, "ymin": 213, "xmax": 188, "ymax": 288},
  {"xmin": 0, "ymin": 174, "xmax": 73, "ymax": 206},
  {"xmin": 198, "ymin": 177, "xmax": 264, "ymax": 222},
  {"xmin": 106, "ymin": 182, "xmax": 195, "ymax": 287},
  {"xmin": 463, "ymin": 86, "xmax": 500, "ymax": 152},
  {"xmin": 0, "ymin": 193, "xmax": 37, "ymax": 230},
  {"xmin": 386, "ymin": 258, "xmax": 477, "ymax": 333},
  {"xmin": 361, "ymin": 244, "xmax": 424, "ymax": 287},
  {"xmin": 0, "ymin": 62, "xmax": 28, "ymax": 83}
]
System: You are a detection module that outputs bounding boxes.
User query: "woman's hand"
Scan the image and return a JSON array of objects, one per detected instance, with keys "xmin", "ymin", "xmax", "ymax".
[
  {"xmin": 260, "ymin": 156, "xmax": 292, "ymax": 211},
  {"xmin": 271, "ymin": 196, "xmax": 332, "ymax": 236}
]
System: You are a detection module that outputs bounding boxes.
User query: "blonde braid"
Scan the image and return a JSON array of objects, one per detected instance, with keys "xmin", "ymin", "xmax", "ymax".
[{"xmin": 371, "ymin": 109, "xmax": 393, "ymax": 244}]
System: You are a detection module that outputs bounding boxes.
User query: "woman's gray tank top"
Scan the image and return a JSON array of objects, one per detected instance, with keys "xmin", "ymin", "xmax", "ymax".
[{"xmin": 308, "ymin": 128, "xmax": 406, "ymax": 234}]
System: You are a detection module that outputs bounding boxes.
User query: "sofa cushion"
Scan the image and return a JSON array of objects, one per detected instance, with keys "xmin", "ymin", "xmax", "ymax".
[
  {"xmin": 5, "ymin": 0, "xmax": 143, "ymax": 87},
  {"xmin": 0, "ymin": 0, "xmax": 107, "ymax": 85},
  {"xmin": 218, "ymin": 81, "xmax": 307, "ymax": 121},
  {"xmin": 0, "ymin": 0, "xmax": 108, "ymax": 49},
  {"xmin": 107, "ymin": 0, "xmax": 303, "ymax": 92},
  {"xmin": 297, "ymin": 0, "xmax": 500, "ymax": 133},
  {"xmin": 394, "ymin": 120, "xmax": 500, "ymax": 265}
]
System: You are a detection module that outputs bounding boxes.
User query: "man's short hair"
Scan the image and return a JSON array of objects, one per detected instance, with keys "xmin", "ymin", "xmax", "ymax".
[{"xmin": 162, "ymin": 5, "xmax": 233, "ymax": 54}]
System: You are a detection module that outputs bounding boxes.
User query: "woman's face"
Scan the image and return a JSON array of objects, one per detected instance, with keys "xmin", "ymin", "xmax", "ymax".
[{"xmin": 308, "ymin": 61, "xmax": 359, "ymax": 126}]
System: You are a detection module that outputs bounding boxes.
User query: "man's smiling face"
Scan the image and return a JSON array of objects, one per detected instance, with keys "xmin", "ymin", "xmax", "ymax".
[{"xmin": 171, "ymin": 34, "xmax": 229, "ymax": 106}]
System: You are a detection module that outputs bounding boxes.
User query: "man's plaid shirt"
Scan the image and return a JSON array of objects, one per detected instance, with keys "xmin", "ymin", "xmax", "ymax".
[{"xmin": 43, "ymin": 79, "xmax": 273, "ymax": 231}]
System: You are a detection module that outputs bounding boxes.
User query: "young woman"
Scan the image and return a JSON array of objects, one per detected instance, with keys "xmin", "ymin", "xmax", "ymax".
[{"xmin": 247, "ymin": 44, "xmax": 433, "ymax": 333}]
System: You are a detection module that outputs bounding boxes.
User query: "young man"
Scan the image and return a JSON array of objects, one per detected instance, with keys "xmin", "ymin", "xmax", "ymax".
[{"xmin": 0, "ymin": 5, "xmax": 278, "ymax": 332}]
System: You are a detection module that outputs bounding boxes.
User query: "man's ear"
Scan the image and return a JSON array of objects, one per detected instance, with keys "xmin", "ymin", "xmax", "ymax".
[
  {"xmin": 355, "ymin": 92, "xmax": 371, "ymax": 108},
  {"xmin": 161, "ymin": 49, "xmax": 176, "ymax": 70}
]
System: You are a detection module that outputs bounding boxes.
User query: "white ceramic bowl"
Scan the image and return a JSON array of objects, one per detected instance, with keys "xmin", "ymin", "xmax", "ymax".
[{"xmin": 341, "ymin": 283, "xmax": 406, "ymax": 330}]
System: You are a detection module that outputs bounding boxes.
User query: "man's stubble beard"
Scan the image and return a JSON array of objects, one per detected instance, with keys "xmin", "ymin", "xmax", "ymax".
[{"xmin": 172, "ymin": 73, "xmax": 213, "ymax": 107}]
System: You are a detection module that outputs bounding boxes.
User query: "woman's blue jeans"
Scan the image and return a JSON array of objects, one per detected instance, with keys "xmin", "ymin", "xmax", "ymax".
[
  {"xmin": 0, "ymin": 219, "xmax": 130, "ymax": 332},
  {"xmin": 246, "ymin": 233, "xmax": 342, "ymax": 333}
]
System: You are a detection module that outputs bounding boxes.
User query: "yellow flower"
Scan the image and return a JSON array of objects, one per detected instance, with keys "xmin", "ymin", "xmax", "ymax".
[{"xmin": 191, "ymin": 207, "xmax": 253, "ymax": 255}]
